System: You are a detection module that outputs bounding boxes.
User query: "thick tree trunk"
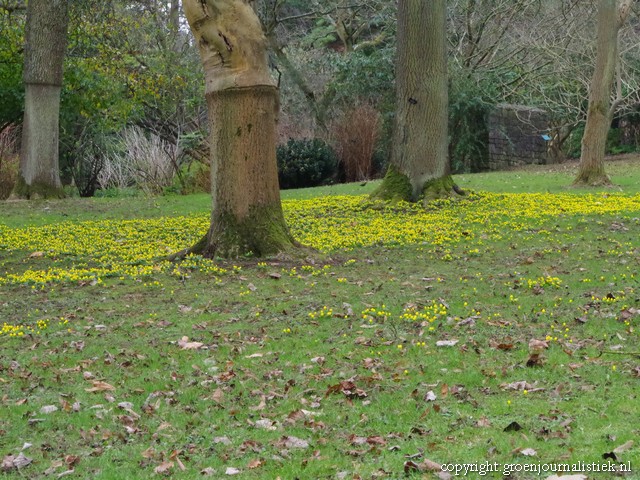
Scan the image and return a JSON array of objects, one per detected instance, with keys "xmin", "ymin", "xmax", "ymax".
[
  {"xmin": 13, "ymin": 0, "xmax": 68, "ymax": 199},
  {"xmin": 374, "ymin": 0, "xmax": 460, "ymax": 204},
  {"xmin": 182, "ymin": 0, "xmax": 295, "ymax": 257},
  {"xmin": 574, "ymin": 0, "xmax": 631, "ymax": 186}
]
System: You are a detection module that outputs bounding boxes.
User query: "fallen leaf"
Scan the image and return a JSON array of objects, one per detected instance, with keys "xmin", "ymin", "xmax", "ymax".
[
  {"xmin": 177, "ymin": 336, "xmax": 204, "ymax": 350},
  {"xmin": 29, "ymin": 251, "xmax": 44, "ymax": 258},
  {"xmin": 211, "ymin": 388, "xmax": 224, "ymax": 404},
  {"xmin": 40, "ymin": 405, "xmax": 58, "ymax": 414},
  {"xmin": 225, "ymin": 467, "xmax": 241, "ymax": 475},
  {"xmin": 64, "ymin": 455, "xmax": 80, "ymax": 467},
  {"xmin": 403, "ymin": 458, "xmax": 443, "ymax": 474},
  {"xmin": 201, "ymin": 467, "xmax": 216, "ymax": 475},
  {"xmin": 2, "ymin": 453, "xmax": 33, "ymax": 471},
  {"xmin": 279, "ymin": 435, "xmax": 309, "ymax": 449},
  {"xmin": 436, "ymin": 340, "xmax": 459, "ymax": 347},
  {"xmin": 526, "ymin": 353, "xmax": 545, "ymax": 367},
  {"xmin": 85, "ymin": 381, "xmax": 115, "ymax": 393},
  {"xmin": 476, "ymin": 416, "xmax": 491, "ymax": 427},
  {"xmin": 528, "ymin": 338, "xmax": 549, "ymax": 353},
  {"xmin": 520, "ymin": 448, "xmax": 537, "ymax": 457},
  {"xmin": 613, "ymin": 440, "xmax": 634, "ymax": 453},
  {"xmin": 254, "ymin": 419, "xmax": 277, "ymax": 431},
  {"xmin": 325, "ymin": 381, "xmax": 367, "ymax": 399},
  {"xmin": 425, "ymin": 391, "xmax": 437, "ymax": 402},
  {"xmin": 247, "ymin": 458, "xmax": 265, "ymax": 469},
  {"xmin": 140, "ymin": 447, "xmax": 156, "ymax": 459},
  {"xmin": 213, "ymin": 436, "xmax": 231, "ymax": 445},
  {"xmin": 154, "ymin": 461, "xmax": 173, "ymax": 474}
]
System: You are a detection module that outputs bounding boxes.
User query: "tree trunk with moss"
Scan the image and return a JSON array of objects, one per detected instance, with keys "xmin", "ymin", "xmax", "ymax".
[
  {"xmin": 13, "ymin": 0, "xmax": 68, "ymax": 199},
  {"xmin": 574, "ymin": 0, "xmax": 633, "ymax": 187},
  {"xmin": 373, "ymin": 0, "xmax": 460, "ymax": 204},
  {"xmin": 182, "ymin": 0, "xmax": 295, "ymax": 257}
]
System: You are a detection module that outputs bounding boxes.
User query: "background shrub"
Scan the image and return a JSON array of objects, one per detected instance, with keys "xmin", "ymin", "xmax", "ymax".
[
  {"xmin": 0, "ymin": 124, "xmax": 19, "ymax": 199},
  {"xmin": 277, "ymin": 138, "xmax": 338, "ymax": 189},
  {"xmin": 332, "ymin": 103, "xmax": 381, "ymax": 182}
]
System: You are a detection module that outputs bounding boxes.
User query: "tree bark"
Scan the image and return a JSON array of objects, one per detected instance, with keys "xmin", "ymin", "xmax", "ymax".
[
  {"xmin": 374, "ymin": 0, "xmax": 461, "ymax": 203},
  {"xmin": 182, "ymin": 0, "xmax": 295, "ymax": 257},
  {"xmin": 574, "ymin": 0, "xmax": 631, "ymax": 186},
  {"xmin": 13, "ymin": 0, "xmax": 68, "ymax": 199}
]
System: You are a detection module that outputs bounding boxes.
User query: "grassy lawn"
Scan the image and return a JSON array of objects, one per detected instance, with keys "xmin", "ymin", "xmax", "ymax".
[{"xmin": 1, "ymin": 158, "xmax": 639, "ymax": 479}]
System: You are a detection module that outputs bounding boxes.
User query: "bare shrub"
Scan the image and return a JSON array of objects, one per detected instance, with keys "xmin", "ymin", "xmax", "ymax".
[
  {"xmin": 332, "ymin": 103, "xmax": 381, "ymax": 182},
  {"xmin": 0, "ymin": 124, "xmax": 19, "ymax": 199},
  {"xmin": 100, "ymin": 127, "xmax": 177, "ymax": 195}
]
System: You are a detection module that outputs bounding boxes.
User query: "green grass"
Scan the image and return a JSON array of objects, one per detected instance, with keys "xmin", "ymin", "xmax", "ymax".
[{"xmin": 1, "ymin": 159, "xmax": 639, "ymax": 479}]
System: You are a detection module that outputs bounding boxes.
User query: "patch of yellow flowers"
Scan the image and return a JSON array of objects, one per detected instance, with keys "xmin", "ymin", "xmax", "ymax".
[{"xmin": 0, "ymin": 192, "xmax": 638, "ymax": 288}]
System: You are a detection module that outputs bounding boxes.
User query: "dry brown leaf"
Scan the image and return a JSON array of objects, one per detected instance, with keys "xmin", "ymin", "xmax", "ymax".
[
  {"xmin": 154, "ymin": 461, "xmax": 173, "ymax": 474},
  {"xmin": 519, "ymin": 447, "xmax": 537, "ymax": 457},
  {"xmin": 211, "ymin": 388, "xmax": 224, "ymax": 404},
  {"xmin": 279, "ymin": 435, "xmax": 309, "ymax": 449},
  {"xmin": 254, "ymin": 419, "xmax": 277, "ymax": 430},
  {"xmin": 247, "ymin": 458, "xmax": 265, "ymax": 469},
  {"xmin": 2, "ymin": 453, "xmax": 33, "ymax": 471},
  {"xmin": 40, "ymin": 405, "xmax": 58, "ymax": 414},
  {"xmin": 177, "ymin": 336, "xmax": 204, "ymax": 350},
  {"xmin": 140, "ymin": 447, "xmax": 156, "ymax": 459},
  {"xmin": 84, "ymin": 381, "xmax": 115, "ymax": 393},
  {"xmin": 613, "ymin": 440, "xmax": 634, "ymax": 453},
  {"xmin": 529, "ymin": 338, "xmax": 549, "ymax": 353}
]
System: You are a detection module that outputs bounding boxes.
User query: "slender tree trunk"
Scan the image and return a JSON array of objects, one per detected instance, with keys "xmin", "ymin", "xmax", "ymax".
[
  {"xmin": 182, "ymin": 0, "xmax": 295, "ymax": 257},
  {"xmin": 374, "ymin": 0, "xmax": 460, "ymax": 203},
  {"xmin": 574, "ymin": 0, "xmax": 632, "ymax": 186},
  {"xmin": 12, "ymin": 0, "xmax": 68, "ymax": 199}
]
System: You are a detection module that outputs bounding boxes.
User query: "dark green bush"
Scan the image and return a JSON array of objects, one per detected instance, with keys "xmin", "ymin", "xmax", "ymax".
[{"xmin": 277, "ymin": 138, "xmax": 338, "ymax": 189}]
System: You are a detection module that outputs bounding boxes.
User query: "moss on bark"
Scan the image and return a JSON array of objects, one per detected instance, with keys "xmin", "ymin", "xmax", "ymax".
[
  {"xmin": 421, "ymin": 175, "xmax": 465, "ymax": 204},
  {"xmin": 372, "ymin": 166, "xmax": 464, "ymax": 205},
  {"xmin": 371, "ymin": 164, "xmax": 413, "ymax": 202},
  {"xmin": 174, "ymin": 203, "xmax": 296, "ymax": 259},
  {"xmin": 11, "ymin": 175, "xmax": 65, "ymax": 200}
]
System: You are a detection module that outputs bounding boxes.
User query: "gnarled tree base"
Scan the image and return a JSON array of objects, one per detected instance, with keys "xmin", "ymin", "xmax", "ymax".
[
  {"xmin": 172, "ymin": 204, "xmax": 296, "ymax": 260},
  {"xmin": 372, "ymin": 165, "xmax": 465, "ymax": 204},
  {"xmin": 10, "ymin": 176, "xmax": 65, "ymax": 200},
  {"xmin": 572, "ymin": 172, "xmax": 612, "ymax": 187}
]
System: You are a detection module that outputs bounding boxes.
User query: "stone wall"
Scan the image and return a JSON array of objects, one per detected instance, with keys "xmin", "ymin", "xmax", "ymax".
[{"xmin": 488, "ymin": 104, "xmax": 549, "ymax": 170}]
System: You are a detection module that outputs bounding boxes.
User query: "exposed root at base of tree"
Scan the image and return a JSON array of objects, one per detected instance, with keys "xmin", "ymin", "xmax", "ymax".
[
  {"xmin": 571, "ymin": 174, "xmax": 614, "ymax": 188},
  {"xmin": 10, "ymin": 176, "xmax": 66, "ymax": 200},
  {"xmin": 372, "ymin": 167, "xmax": 466, "ymax": 204}
]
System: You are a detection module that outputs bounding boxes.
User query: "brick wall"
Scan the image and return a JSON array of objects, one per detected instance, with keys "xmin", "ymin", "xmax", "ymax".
[{"xmin": 488, "ymin": 104, "xmax": 549, "ymax": 170}]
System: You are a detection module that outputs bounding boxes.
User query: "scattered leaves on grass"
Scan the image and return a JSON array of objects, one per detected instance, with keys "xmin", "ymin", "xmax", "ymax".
[
  {"xmin": 1, "ymin": 453, "xmax": 33, "ymax": 471},
  {"xmin": 326, "ymin": 380, "xmax": 367, "ymax": 399}
]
